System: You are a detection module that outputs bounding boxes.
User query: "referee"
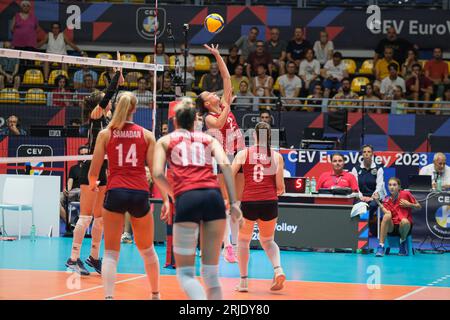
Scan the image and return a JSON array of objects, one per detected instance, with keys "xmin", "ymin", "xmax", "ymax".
[{"xmin": 351, "ymin": 145, "xmax": 386, "ymax": 237}]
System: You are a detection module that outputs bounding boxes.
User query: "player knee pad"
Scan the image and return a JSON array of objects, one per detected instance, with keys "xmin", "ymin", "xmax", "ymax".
[
  {"xmin": 139, "ymin": 246, "xmax": 158, "ymax": 265},
  {"xmin": 201, "ymin": 264, "xmax": 220, "ymax": 289},
  {"xmin": 103, "ymin": 250, "xmax": 119, "ymax": 264},
  {"xmin": 76, "ymin": 215, "xmax": 93, "ymax": 230},
  {"xmin": 173, "ymin": 224, "xmax": 199, "ymax": 256},
  {"xmin": 176, "ymin": 266, "xmax": 196, "ymax": 287}
]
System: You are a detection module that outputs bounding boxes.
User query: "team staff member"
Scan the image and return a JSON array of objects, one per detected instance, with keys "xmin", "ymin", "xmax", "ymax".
[
  {"xmin": 153, "ymin": 99, "xmax": 243, "ymax": 300},
  {"xmin": 419, "ymin": 152, "xmax": 450, "ymax": 191},
  {"xmin": 317, "ymin": 153, "xmax": 359, "ymax": 191},
  {"xmin": 351, "ymin": 145, "xmax": 386, "ymax": 236},
  {"xmin": 374, "ymin": 177, "xmax": 421, "ymax": 257},
  {"xmin": 89, "ymin": 91, "xmax": 163, "ymax": 300}
]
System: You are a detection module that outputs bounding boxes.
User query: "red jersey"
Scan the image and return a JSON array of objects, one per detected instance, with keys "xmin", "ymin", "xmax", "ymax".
[
  {"xmin": 167, "ymin": 130, "xmax": 219, "ymax": 197},
  {"xmin": 242, "ymin": 146, "xmax": 278, "ymax": 202},
  {"xmin": 208, "ymin": 107, "xmax": 243, "ymax": 154},
  {"xmin": 106, "ymin": 122, "xmax": 149, "ymax": 192},
  {"xmin": 317, "ymin": 170, "xmax": 359, "ymax": 191},
  {"xmin": 383, "ymin": 190, "xmax": 416, "ymax": 225}
]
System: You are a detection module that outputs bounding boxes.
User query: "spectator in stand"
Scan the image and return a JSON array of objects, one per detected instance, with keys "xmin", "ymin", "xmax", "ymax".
[
  {"xmin": 265, "ymin": 27, "xmax": 287, "ymax": 76},
  {"xmin": 50, "ymin": 75, "xmax": 72, "ymax": 108},
  {"xmin": 390, "ymin": 85, "xmax": 408, "ymax": 114},
  {"xmin": 231, "ymin": 64, "xmax": 250, "ymax": 95},
  {"xmin": 252, "ymin": 64, "xmax": 274, "ymax": 107},
  {"xmin": 149, "ymin": 42, "xmax": 170, "ymax": 87},
  {"xmin": 0, "ymin": 41, "xmax": 20, "ymax": 90},
  {"xmin": 246, "ymin": 40, "xmax": 273, "ymax": 78},
  {"xmin": 330, "ymin": 78, "xmax": 359, "ymax": 112},
  {"xmin": 235, "ymin": 27, "xmax": 259, "ymax": 61},
  {"xmin": 11, "ymin": 1, "xmax": 38, "ymax": 51},
  {"xmin": 133, "ymin": 77, "xmax": 152, "ymax": 108},
  {"xmin": 434, "ymin": 86, "xmax": 450, "ymax": 115},
  {"xmin": 406, "ymin": 63, "xmax": 433, "ymax": 114},
  {"xmin": 102, "ymin": 67, "xmax": 119, "ymax": 88},
  {"xmin": 234, "ymin": 80, "xmax": 256, "ymax": 111},
  {"xmin": 160, "ymin": 122, "xmax": 169, "ymax": 137},
  {"xmin": 158, "ymin": 76, "xmax": 175, "ymax": 110},
  {"xmin": 225, "ymin": 45, "xmax": 244, "ymax": 76},
  {"xmin": 75, "ymin": 74, "xmax": 97, "ymax": 107},
  {"xmin": 176, "ymin": 43, "xmax": 195, "ymax": 91},
  {"xmin": 313, "ymin": 30, "xmax": 334, "ymax": 67},
  {"xmin": 380, "ymin": 63, "xmax": 406, "ymax": 100},
  {"xmin": 321, "ymin": 51, "xmax": 348, "ymax": 98},
  {"xmin": 402, "ymin": 49, "xmax": 420, "ymax": 80},
  {"xmin": 70, "ymin": 119, "xmax": 81, "ymax": 127},
  {"xmin": 361, "ymin": 83, "xmax": 382, "ymax": 113},
  {"xmin": 375, "ymin": 47, "xmax": 400, "ymax": 85},
  {"xmin": 286, "ymin": 27, "xmax": 312, "ymax": 68},
  {"xmin": 0, "ymin": 115, "xmax": 27, "ymax": 136},
  {"xmin": 374, "ymin": 26, "xmax": 414, "ymax": 67},
  {"xmin": 201, "ymin": 62, "xmax": 223, "ymax": 93},
  {"xmin": 37, "ymin": 22, "xmax": 82, "ymax": 83},
  {"xmin": 304, "ymin": 83, "xmax": 324, "ymax": 112},
  {"xmin": 277, "ymin": 62, "xmax": 302, "ymax": 111},
  {"xmin": 299, "ymin": 48, "xmax": 321, "ymax": 94},
  {"xmin": 424, "ymin": 47, "xmax": 449, "ymax": 98},
  {"xmin": 317, "ymin": 153, "xmax": 359, "ymax": 192},
  {"xmin": 73, "ymin": 52, "xmax": 98, "ymax": 90}
]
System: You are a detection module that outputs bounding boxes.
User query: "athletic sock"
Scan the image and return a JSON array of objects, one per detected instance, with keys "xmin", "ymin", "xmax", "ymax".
[
  {"xmin": 238, "ymin": 239, "xmax": 251, "ymax": 278},
  {"xmin": 138, "ymin": 246, "xmax": 160, "ymax": 294},
  {"xmin": 102, "ymin": 250, "xmax": 119, "ymax": 299},
  {"xmin": 176, "ymin": 266, "xmax": 206, "ymax": 300},
  {"xmin": 260, "ymin": 238, "xmax": 281, "ymax": 270},
  {"xmin": 90, "ymin": 217, "xmax": 103, "ymax": 260},
  {"xmin": 70, "ymin": 215, "xmax": 92, "ymax": 261}
]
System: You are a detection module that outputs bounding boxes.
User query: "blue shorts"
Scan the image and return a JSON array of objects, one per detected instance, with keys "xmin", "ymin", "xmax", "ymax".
[
  {"xmin": 174, "ymin": 188, "xmax": 226, "ymax": 224},
  {"xmin": 323, "ymin": 79, "xmax": 342, "ymax": 91},
  {"xmin": 103, "ymin": 188, "xmax": 150, "ymax": 218}
]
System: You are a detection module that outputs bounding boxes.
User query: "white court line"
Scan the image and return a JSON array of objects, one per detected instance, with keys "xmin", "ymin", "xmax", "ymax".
[
  {"xmin": 395, "ymin": 286, "xmax": 428, "ymax": 300},
  {"xmin": 44, "ymin": 275, "xmax": 146, "ymax": 300}
]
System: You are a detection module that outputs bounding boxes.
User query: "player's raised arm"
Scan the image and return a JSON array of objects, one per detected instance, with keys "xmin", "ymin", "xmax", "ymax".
[{"xmin": 204, "ymin": 44, "xmax": 232, "ymax": 106}]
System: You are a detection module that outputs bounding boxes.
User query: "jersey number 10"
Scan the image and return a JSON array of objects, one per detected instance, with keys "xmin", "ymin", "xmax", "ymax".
[{"xmin": 116, "ymin": 143, "xmax": 138, "ymax": 167}]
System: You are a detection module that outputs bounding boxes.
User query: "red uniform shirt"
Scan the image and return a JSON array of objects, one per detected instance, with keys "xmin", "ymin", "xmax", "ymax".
[
  {"xmin": 167, "ymin": 130, "xmax": 219, "ymax": 197},
  {"xmin": 106, "ymin": 122, "xmax": 149, "ymax": 192},
  {"xmin": 317, "ymin": 170, "xmax": 359, "ymax": 191},
  {"xmin": 208, "ymin": 107, "xmax": 244, "ymax": 154},
  {"xmin": 242, "ymin": 146, "xmax": 278, "ymax": 202},
  {"xmin": 383, "ymin": 190, "xmax": 416, "ymax": 225}
]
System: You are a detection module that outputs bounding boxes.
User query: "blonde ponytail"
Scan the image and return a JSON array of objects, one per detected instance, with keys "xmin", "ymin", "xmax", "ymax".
[{"xmin": 108, "ymin": 91, "xmax": 137, "ymax": 130}]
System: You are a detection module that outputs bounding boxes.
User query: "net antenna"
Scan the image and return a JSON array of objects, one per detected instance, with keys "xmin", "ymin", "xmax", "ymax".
[{"xmin": 152, "ymin": 0, "xmax": 159, "ymax": 134}]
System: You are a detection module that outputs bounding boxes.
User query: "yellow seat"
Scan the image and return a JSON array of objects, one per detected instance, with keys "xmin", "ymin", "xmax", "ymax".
[
  {"xmin": 186, "ymin": 91, "xmax": 197, "ymax": 102},
  {"xmin": 48, "ymin": 70, "xmax": 69, "ymax": 85},
  {"xmin": 432, "ymin": 97, "xmax": 442, "ymax": 114},
  {"xmin": 121, "ymin": 53, "xmax": 138, "ymax": 62},
  {"xmin": 143, "ymin": 55, "xmax": 152, "ymax": 64},
  {"xmin": 418, "ymin": 59, "xmax": 427, "ymax": 68},
  {"xmin": 0, "ymin": 88, "xmax": 20, "ymax": 103},
  {"xmin": 25, "ymin": 88, "xmax": 46, "ymax": 104},
  {"xmin": 303, "ymin": 94, "xmax": 315, "ymax": 112},
  {"xmin": 446, "ymin": 61, "xmax": 450, "ymax": 73},
  {"xmin": 23, "ymin": 69, "xmax": 44, "ymax": 85},
  {"xmin": 169, "ymin": 55, "xmax": 176, "ymax": 70},
  {"xmin": 124, "ymin": 71, "xmax": 143, "ymax": 88},
  {"xmin": 96, "ymin": 52, "xmax": 113, "ymax": 60},
  {"xmin": 342, "ymin": 59, "xmax": 357, "ymax": 74},
  {"xmin": 198, "ymin": 74, "xmax": 206, "ymax": 90},
  {"xmin": 98, "ymin": 71, "xmax": 107, "ymax": 87},
  {"xmin": 351, "ymin": 77, "xmax": 371, "ymax": 93},
  {"xmin": 273, "ymin": 77, "xmax": 280, "ymax": 91},
  {"xmin": 195, "ymin": 56, "xmax": 211, "ymax": 72},
  {"xmin": 359, "ymin": 59, "xmax": 374, "ymax": 75}
]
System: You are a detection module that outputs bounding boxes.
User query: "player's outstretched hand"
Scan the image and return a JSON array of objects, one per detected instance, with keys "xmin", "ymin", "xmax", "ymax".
[
  {"xmin": 203, "ymin": 44, "xmax": 220, "ymax": 57},
  {"xmin": 160, "ymin": 199, "xmax": 171, "ymax": 223}
]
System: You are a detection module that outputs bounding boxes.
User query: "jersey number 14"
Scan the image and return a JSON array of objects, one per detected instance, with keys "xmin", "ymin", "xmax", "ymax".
[{"xmin": 116, "ymin": 143, "xmax": 138, "ymax": 167}]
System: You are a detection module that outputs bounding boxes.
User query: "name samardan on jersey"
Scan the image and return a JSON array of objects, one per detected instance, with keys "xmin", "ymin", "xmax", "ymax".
[{"xmin": 113, "ymin": 130, "xmax": 142, "ymax": 139}]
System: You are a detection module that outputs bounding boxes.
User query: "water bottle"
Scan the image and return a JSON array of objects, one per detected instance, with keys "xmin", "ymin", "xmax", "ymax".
[
  {"xmin": 305, "ymin": 178, "xmax": 311, "ymax": 194},
  {"xmin": 311, "ymin": 177, "xmax": 317, "ymax": 193},
  {"xmin": 30, "ymin": 225, "xmax": 36, "ymax": 242},
  {"xmin": 437, "ymin": 176, "xmax": 442, "ymax": 192}
]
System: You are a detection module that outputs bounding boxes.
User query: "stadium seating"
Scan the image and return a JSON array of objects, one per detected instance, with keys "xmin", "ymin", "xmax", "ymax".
[
  {"xmin": 342, "ymin": 59, "xmax": 357, "ymax": 74},
  {"xmin": 351, "ymin": 76, "xmax": 371, "ymax": 93},
  {"xmin": 194, "ymin": 56, "xmax": 211, "ymax": 72},
  {"xmin": 48, "ymin": 70, "xmax": 70, "ymax": 85},
  {"xmin": 25, "ymin": 88, "xmax": 46, "ymax": 104},
  {"xmin": 23, "ymin": 69, "xmax": 44, "ymax": 85},
  {"xmin": 303, "ymin": 94, "xmax": 315, "ymax": 112},
  {"xmin": 143, "ymin": 55, "xmax": 152, "ymax": 64},
  {"xmin": 0, "ymin": 88, "xmax": 20, "ymax": 104},
  {"xmin": 358, "ymin": 59, "xmax": 374, "ymax": 75},
  {"xmin": 98, "ymin": 71, "xmax": 107, "ymax": 87},
  {"xmin": 121, "ymin": 53, "xmax": 138, "ymax": 62},
  {"xmin": 124, "ymin": 71, "xmax": 143, "ymax": 88},
  {"xmin": 169, "ymin": 55, "xmax": 176, "ymax": 70},
  {"xmin": 96, "ymin": 52, "xmax": 113, "ymax": 60}
]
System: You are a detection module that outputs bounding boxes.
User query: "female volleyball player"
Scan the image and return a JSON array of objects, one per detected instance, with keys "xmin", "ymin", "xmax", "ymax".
[
  {"xmin": 65, "ymin": 54, "xmax": 123, "ymax": 276},
  {"xmin": 231, "ymin": 122, "xmax": 286, "ymax": 292},
  {"xmin": 89, "ymin": 91, "xmax": 163, "ymax": 300},
  {"xmin": 196, "ymin": 44, "xmax": 245, "ymax": 263},
  {"xmin": 153, "ymin": 98, "xmax": 243, "ymax": 300}
]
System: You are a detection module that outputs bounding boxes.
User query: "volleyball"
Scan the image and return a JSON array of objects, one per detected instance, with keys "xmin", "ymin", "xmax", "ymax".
[{"xmin": 204, "ymin": 13, "xmax": 224, "ymax": 33}]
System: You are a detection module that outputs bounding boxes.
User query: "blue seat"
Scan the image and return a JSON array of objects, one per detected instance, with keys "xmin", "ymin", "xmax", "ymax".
[{"xmin": 385, "ymin": 235, "xmax": 415, "ymax": 256}]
